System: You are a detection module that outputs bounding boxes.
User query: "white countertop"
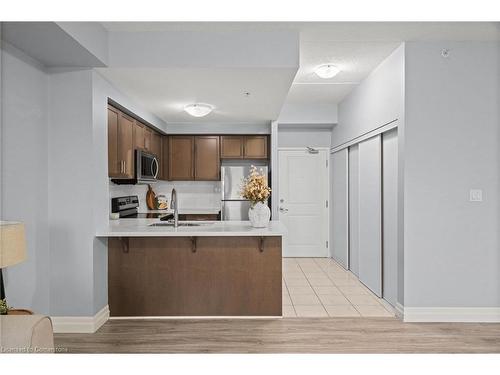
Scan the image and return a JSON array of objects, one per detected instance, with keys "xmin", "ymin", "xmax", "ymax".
[{"xmin": 96, "ymin": 219, "xmax": 286, "ymax": 237}]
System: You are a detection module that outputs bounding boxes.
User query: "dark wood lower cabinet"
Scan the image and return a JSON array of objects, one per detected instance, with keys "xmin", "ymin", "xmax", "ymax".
[{"xmin": 108, "ymin": 236, "xmax": 282, "ymax": 317}]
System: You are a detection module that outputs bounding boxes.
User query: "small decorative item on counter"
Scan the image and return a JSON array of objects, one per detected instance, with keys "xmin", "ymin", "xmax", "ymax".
[
  {"xmin": 0, "ymin": 299, "xmax": 9, "ymax": 315},
  {"xmin": 240, "ymin": 165, "xmax": 271, "ymax": 228},
  {"xmin": 155, "ymin": 194, "xmax": 168, "ymax": 210},
  {"xmin": 146, "ymin": 184, "xmax": 157, "ymax": 210},
  {"xmin": 110, "ymin": 212, "xmax": 120, "ymax": 220}
]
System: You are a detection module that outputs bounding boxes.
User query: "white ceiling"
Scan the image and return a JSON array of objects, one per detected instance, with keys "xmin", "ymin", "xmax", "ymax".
[
  {"xmin": 100, "ymin": 22, "xmax": 500, "ymax": 125},
  {"xmin": 98, "ymin": 67, "xmax": 297, "ymax": 125},
  {"xmin": 101, "ymin": 22, "xmax": 500, "ymax": 41},
  {"xmin": 279, "ymin": 41, "xmax": 401, "ymax": 123}
]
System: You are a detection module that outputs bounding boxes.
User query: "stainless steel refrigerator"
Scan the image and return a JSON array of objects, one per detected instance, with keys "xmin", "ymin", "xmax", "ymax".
[{"xmin": 221, "ymin": 161, "xmax": 269, "ymax": 221}]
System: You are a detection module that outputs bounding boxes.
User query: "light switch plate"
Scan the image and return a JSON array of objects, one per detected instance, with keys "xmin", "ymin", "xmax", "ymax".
[{"xmin": 469, "ymin": 189, "xmax": 483, "ymax": 202}]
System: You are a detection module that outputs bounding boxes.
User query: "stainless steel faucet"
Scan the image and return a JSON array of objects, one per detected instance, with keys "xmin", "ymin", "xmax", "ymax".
[{"xmin": 170, "ymin": 188, "xmax": 179, "ymax": 228}]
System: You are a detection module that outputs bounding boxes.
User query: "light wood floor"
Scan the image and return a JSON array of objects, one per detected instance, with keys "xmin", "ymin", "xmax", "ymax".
[{"xmin": 54, "ymin": 318, "xmax": 500, "ymax": 353}]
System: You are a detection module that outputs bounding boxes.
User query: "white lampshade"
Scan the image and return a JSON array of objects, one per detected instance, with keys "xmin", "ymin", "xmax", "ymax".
[
  {"xmin": 315, "ymin": 64, "xmax": 340, "ymax": 79},
  {"xmin": 0, "ymin": 221, "xmax": 27, "ymax": 268},
  {"xmin": 184, "ymin": 103, "xmax": 213, "ymax": 117}
]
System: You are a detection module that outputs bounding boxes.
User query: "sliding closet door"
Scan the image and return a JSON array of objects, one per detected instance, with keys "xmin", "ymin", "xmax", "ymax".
[
  {"xmin": 348, "ymin": 144, "xmax": 359, "ymax": 277},
  {"xmin": 358, "ymin": 135, "xmax": 382, "ymax": 297},
  {"xmin": 382, "ymin": 129, "xmax": 398, "ymax": 306},
  {"xmin": 331, "ymin": 149, "xmax": 349, "ymax": 269}
]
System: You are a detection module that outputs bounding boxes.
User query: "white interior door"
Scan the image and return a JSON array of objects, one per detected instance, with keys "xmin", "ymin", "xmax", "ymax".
[
  {"xmin": 358, "ymin": 135, "xmax": 382, "ymax": 297},
  {"xmin": 331, "ymin": 149, "xmax": 349, "ymax": 268},
  {"xmin": 279, "ymin": 149, "xmax": 329, "ymax": 257}
]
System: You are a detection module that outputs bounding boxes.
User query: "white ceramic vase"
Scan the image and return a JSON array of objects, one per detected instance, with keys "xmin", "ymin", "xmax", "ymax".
[{"xmin": 248, "ymin": 202, "xmax": 271, "ymax": 228}]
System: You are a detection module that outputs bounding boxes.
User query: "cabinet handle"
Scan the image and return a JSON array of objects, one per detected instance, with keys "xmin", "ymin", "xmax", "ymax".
[
  {"xmin": 259, "ymin": 236, "xmax": 265, "ymax": 252},
  {"xmin": 191, "ymin": 237, "xmax": 197, "ymax": 253}
]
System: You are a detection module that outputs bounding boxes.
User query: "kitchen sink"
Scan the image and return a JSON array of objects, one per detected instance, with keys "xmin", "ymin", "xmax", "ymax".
[{"xmin": 148, "ymin": 222, "xmax": 212, "ymax": 227}]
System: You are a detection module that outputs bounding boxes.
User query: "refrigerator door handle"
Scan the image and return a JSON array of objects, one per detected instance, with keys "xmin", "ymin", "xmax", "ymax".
[{"xmin": 220, "ymin": 167, "xmax": 225, "ymax": 221}]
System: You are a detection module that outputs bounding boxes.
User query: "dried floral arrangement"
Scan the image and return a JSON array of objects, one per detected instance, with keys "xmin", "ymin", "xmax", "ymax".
[{"xmin": 240, "ymin": 165, "xmax": 271, "ymax": 205}]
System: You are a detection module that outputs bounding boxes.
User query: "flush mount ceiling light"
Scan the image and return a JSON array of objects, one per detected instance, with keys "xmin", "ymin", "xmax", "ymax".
[
  {"xmin": 315, "ymin": 64, "xmax": 340, "ymax": 79},
  {"xmin": 184, "ymin": 103, "xmax": 214, "ymax": 117}
]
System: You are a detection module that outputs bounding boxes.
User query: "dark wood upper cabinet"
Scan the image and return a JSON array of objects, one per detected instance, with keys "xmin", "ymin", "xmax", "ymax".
[
  {"xmin": 150, "ymin": 132, "xmax": 162, "ymax": 158},
  {"xmin": 117, "ymin": 112, "xmax": 135, "ymax": 178},
  {"xmin": 107, "ymin": 105, "xmax": 134, "ymax": 178},
  {"xmin": 221, "ymin": 136, "xmax": 244, "ymax": 159},
  {"xmin": 144, "ymin": 127, "xmax": 152, "ymax": 151},
  {"xmin": 107, "ymin": 106, "xmax": 120, "ymax": 177},
  {"xmin": 195, "ymin": 136, "xmax": 220, "ymax": 181},
  {"xmin": 168, "ymin": 136, "xmax": 194, "ymax": 180},
  {"xmin": 244, "ymin": 136, "xmax": 268, "ymax": 159},
  {"xmin": 132, "ymin": 120, "xmax": 145, "ymax": 150},
  {"xmin": 221, "ymin": 135, "xmax": 268, "ymax": 159},
  {"xmin": 160, "ymin": 136, "xmax": 169, "ymax": 180}
]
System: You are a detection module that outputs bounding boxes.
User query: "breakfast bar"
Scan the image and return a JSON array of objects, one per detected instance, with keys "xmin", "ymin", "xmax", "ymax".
[{"xmin": 97, "ymin": 220, "xmax": 285, "ymax": 318}]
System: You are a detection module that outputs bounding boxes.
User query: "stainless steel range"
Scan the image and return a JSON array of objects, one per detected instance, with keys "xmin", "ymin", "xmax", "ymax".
[{"xmin": 111, "ymin": 195, "xmax": 168, "ymax": 219}]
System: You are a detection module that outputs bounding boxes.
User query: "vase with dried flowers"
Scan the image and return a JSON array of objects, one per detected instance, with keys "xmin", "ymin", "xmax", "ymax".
[{"xmin": 240, "ymin": 165, "xmax": 272, "ymax": 227}]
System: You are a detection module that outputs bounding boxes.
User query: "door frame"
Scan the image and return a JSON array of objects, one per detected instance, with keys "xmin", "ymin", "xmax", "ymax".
[{"xmin": 277, "ymin": 147, "xmax": 330, "ymax": 258}]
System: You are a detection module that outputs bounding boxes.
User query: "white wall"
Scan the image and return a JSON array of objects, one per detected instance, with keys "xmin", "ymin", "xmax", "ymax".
[
  {"xmin": 333, "ymin": 43, "xmax": 405, "ymax": 307},
  {"xmin": 278, "ymin": 126, "xmax": 332, "ymax": 148},
  {"xmin": 167, "ymin": 122, "xmax": 270, "ymax": 135},
  {"xmin": 404, "ymin": 42, "xmax": 500, "ymax": 310},
  {"xmin": 334, "ymin": 44, "xmax": 405, "ymax": 148},
  {"xmin": 278, "ymin": 102, "xmax": 338, "ymax": 124},
  {"xmin": 1, "ymin": 44, "xmax": 50, "ymax": 314}
]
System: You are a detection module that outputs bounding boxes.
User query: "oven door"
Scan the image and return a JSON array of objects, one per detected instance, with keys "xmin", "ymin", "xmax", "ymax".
[{"xmin": 136, "ymin": 150, "xmax": 159, "ymax": 181}]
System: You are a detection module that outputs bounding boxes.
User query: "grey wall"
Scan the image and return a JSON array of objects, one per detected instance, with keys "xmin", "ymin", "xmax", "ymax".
[
  {"xmin": 404, "ymin": 41, "xmax": 500, "ymax": 308},
  {"xmin": 1, "ymin": 45, "xmax": 166, "ymax": 316},
  {"xmin": 1, "ymin": 45, "xmax": 50, "ymax": 314},
  {"xmin": 48, "ymin": 69, "xmax": 95, "ymax": 316}
]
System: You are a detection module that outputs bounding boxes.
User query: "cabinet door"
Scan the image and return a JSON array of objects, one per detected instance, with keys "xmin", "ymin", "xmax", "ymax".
[
  {"xmin": 117, "ymin": 112, "xmax": 135, "ymax": 178},
  {"xmin": 144, "ymin": 127, "xmax": 152, "ymax": 151},
  {"xmin": 220, "ymin": 136, "xmax": 244, "ymax": 159},
  {"xmin": 244, "ymin": 136, "xmax": 268, "ymax": 159},
  {"xmin": 195, "ymin": 136, "xmax": 220, "ymax": 181},
  {"xmin": 168, "ymin": 136, "xmax": 194, "ymax": 180},
  {"xmin": 133, "ymin": 121, "xmax": 145, "ymax": 150},
  {"xmin": 150, "ymin": 131, "xmax": 162, "ymax": 158},
  {"xmin": 160, "ymin": 136, "xmax": 169, "ymax": 180},
  {"xmin": 107, "ymin": 107, "xmax": 120, "ymax": 177}
]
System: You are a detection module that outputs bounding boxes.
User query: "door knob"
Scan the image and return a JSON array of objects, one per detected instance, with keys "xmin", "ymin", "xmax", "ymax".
[{"xmin": 279, "ymin": 207, "xmax": 288, "ymax": 213}]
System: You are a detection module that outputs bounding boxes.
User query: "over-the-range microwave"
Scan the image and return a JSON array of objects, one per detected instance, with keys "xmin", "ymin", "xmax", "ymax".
[{"xmin": 111, "ymin": 149, "xmax": 159, "ymax": 185}]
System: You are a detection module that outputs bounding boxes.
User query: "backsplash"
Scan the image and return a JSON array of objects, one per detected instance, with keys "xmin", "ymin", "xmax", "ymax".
[{"xmin": 109, "ymin": 180, "xmax": 222, "ymax": 212}]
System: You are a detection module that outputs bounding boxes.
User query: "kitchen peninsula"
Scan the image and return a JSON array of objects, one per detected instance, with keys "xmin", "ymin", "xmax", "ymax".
[{"xmin": 97, "ymin": 219, "xmax": 285, "ymax": 317}]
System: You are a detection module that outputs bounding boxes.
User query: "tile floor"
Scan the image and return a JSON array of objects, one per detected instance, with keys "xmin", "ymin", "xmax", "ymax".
[{"xmin": 282, "ymin": 258, "xmax": 395, "ymax": 318}]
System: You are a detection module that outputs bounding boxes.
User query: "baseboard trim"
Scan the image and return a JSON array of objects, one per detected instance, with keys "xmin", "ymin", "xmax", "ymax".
[
  {"xmin": 395, "ymin": 303, "xmax": 404, "ymax": 319},
  {"xmin": 51, "ymin": 305, "xmax": 110, "ymax": 333},
  {"xmin": 109, "ymin": 315, "xmax": 282, "ymax": 320},
  {"xmin": 404, "ymin": 307, "xmax": 500, "ymax": 322}
]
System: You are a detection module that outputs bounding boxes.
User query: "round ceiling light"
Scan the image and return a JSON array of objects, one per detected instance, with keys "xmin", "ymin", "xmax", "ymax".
[
  {"xmin": 184, "ymin": 103, "xmax": 214, "ymax": 117},
  {"xmin": 315, "ymin": 64, "xmax": 340, "ymax": 79}
]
